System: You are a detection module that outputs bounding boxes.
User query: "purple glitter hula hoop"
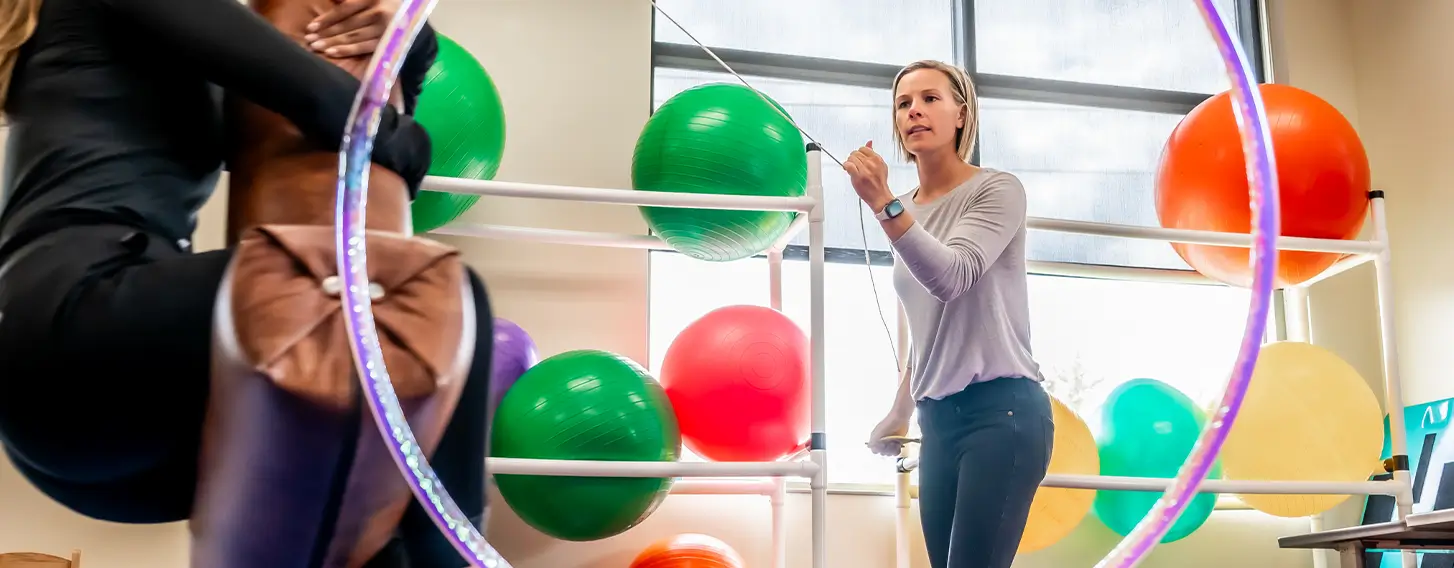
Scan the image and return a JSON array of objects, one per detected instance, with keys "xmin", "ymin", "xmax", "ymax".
[
  {"xmin": 1095, "ymin": 2, "xmax": 1280, "ymax": 566},
  {"xmin": 333, "ymin": 0, "xmax": 509, "ymax": 565},
  {"xmin": 333, "ymin": 2, "xmax": 1276, "ymax": 568}
]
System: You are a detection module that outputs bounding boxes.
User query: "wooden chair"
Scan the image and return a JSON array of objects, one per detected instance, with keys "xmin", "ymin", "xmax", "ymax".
[{"xmin": 0, "ymin": 550, "xmax": 81, "ymax": 568}]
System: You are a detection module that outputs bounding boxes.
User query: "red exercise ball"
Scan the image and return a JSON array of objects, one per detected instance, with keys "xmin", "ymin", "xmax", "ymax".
[
  {"xmin": 1155, "ymin": 83, "xmax": 1371, "ymax": 289},
  {"xmin": 659, "ymin": 304, "xmax": 810, "ymax": 462},
  {"xmin": 630, "ymin": 533, "xmax": 745, "ymax": 568}
]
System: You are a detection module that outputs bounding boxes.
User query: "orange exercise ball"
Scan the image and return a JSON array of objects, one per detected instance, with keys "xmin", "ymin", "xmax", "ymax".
[
  {"xmin": 630, "ymin": 533, "xmax": 745, "ymax": 568},
  {"xmin": 1155, "ymin": 83, "xmax": 1370, "ymax": 288}
]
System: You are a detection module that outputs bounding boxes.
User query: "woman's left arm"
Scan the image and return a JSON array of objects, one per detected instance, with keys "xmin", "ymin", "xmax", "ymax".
[
  {"xmin": 888, "ymin": 177, "xmax": 1026, "ymax": 303},
  {"xmin": 396, "ymin": 23, "xmax": 438, "ymax": 114},
  {"xmin": 844, "ymin": 143, "xmax": 1026, "ymax": 303},
  {"xmin": 304, "ymin": 0, "xmax": 439, "ymax": 114},
  {"xmin": 304, "ymin": 0, "xmax": 402, "ymax": 58}
]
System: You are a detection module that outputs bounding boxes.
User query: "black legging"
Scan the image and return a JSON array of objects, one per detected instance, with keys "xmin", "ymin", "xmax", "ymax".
[{"xmin": 0, "ymin": 222, "xmax": 491, "ymax": 567}]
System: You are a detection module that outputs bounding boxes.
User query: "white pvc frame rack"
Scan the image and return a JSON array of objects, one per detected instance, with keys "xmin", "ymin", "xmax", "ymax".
[
  {"xmin": 433, "ymin": 144, "xmax": 829, "ymax": 568},
  {"xmin": 892, "ymin": 189, "xmax": 1416, "ymax": 566},
  {"xmin": 426, "ymin": 145, "xmax": 1414, "ymax": 567}
]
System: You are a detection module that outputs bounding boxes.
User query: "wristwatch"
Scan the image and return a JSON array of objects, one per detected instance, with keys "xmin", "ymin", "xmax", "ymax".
[{"xmin": 874, "ymin": 198, "xmax": 905, "ymax": 221}]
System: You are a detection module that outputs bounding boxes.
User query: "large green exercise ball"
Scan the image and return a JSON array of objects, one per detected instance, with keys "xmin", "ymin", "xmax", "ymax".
[
  {"xmin": 1091, "ymin": 378, "xmax": 1220, "ymax": 543},
  {"xmin": 410, "ymin": 33, "xmax": 506, "ymax": 234},
  {"xmin": 490, "ymin": 349, "xmax": 681, "ymax": 541},
  {"xmin": 631, "ymin": 83, "xmax": 807, "ymax": 262}
]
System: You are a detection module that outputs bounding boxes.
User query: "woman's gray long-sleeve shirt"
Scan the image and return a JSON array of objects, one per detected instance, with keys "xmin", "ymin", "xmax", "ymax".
[{"xmin": 890, "ymin": 168, "xmax": 1044, "ymax": 402}]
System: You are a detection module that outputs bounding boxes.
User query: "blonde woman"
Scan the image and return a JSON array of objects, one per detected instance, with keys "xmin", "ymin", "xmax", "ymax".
[
  {"xmin": 0, "ymin": 0, "xmax": 492, "ymax": 565},
  {"xmin": 845, "ymin": 60, "xmax": 1052, "ymax": 568}
]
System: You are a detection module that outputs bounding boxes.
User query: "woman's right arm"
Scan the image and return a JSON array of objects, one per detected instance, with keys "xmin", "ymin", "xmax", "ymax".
[
  {"xmin": 398, "ymin": 22, "xmax": 439, "ymax": 115},
  {"xmin": 888, "ymin": 354, "xmax": 915, "ymax": 420},
  {"xmin": 99, "ymin": 0, "xmax": 431, "ymax": 189}
]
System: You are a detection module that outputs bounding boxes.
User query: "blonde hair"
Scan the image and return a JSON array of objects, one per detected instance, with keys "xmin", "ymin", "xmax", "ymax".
[
  {"xmin": 0, "ymin": 0, "xmax": 43, "ymax": 119},
  {"xmin": 890, "ymin": 60, "xmax": 979, "ymax": 164}
]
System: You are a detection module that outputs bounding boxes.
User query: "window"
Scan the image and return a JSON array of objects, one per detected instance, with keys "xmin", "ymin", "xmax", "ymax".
[
  {"xmin": 973, "ymin": 0, "xmax": 1243, "ymax": 94},
  {"xmin": 1027, "ymin": 274, "xmax": 1275, "ymax": 421},
  {"xmin": 980, "ymin": 98, "xmax": 1193, "ymax": 269},
  {"xmin": 648, "ymin": 0, "xmax": 1268, "ymax": 487},
  {"xmin": 652, "ymin": 0, "xmax": 956, "ymax": 66},
  {"xmin": 648, "ymin": 253, "xmax": 901, "ymax": 486}
]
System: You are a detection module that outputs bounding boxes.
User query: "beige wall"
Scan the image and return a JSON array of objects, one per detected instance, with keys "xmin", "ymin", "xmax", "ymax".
[
  {"xmin": 1262, "ymin": 4, "xmax": 1380, "ymax": 566},
  {"xmin": 3, "ymin": 0, "xmax": 1450, "ymax": 566},
  {"xmin": 1339, "ymin": 0, "xmax": 1454, "ymax": 409},
  {"xmin": 1280, "ymin": 0, "xmax": 1454, "ymax": 409},
  {"xmin": 1254, "ymin": 2, "xmax": 1454, "ymax": 568}
]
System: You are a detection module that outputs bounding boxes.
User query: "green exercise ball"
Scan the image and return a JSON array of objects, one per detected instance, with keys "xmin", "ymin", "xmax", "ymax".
[
  {"xmin": 410, "ymin": 33, "xmax": 506, "ymax": 234},
  {"xmin": 490, "ymin": 349, "xmax": 681, "ymax": 541},
  {"xmin": 1092, "ymin": 378, "xmax": 1220, "ymax": 543},
  {"xmin": 632, "ymin": 82, "xmax": 807, "ymax": 262}
]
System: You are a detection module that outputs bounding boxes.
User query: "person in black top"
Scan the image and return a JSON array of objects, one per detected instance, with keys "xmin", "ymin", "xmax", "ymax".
[{"xmin": 0, "ymin": 0, "xmax": 491, "ymax": 566}]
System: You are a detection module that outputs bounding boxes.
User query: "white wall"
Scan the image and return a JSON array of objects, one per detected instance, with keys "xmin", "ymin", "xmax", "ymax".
[
  {"xmin": 3, "ymin": 0, "xmax": 1446, "ymax": 566},
  {"xmin": 1261, "ymin": 1, "xmax": 1454, "ymax": 567},
  {"xmin": 429, "ymin": 0, "xmax": 653, "ymax": 365},
  {"xmin": 1275, "ymin": 0, "xmax": 1454, "ymax": 408},
  {"xmin": 1339, "ymin": 0, "xmax": 1454, "ymax": 408}
]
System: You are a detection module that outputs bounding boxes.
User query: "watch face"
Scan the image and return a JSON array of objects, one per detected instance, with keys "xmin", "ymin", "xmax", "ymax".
[{"xmin": 887, "ymin": 200, "xmax": 904, "ymax": 217}]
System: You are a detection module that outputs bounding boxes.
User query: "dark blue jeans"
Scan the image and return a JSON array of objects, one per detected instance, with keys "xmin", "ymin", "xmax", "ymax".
[{"xmin": 917, "ymin": 376, "xmax": 1054, "ymax": 568}]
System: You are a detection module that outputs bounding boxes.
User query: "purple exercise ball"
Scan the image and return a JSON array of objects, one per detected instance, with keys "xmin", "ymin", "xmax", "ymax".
[{"xmin": 490, "ymin": 317, "xmax": 538, "ymax": 411}]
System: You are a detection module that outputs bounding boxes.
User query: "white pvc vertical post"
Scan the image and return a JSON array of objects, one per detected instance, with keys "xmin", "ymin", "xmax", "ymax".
[
  {"xmin": 771, "ymin": 477, "xmax": 788, "ymax": 568},
  {"xmin": 895, "ymin": 468, "xmax": 913, "ymax": 568},
  {"xmin": 769, "ymin": 250, "xmax": 784, "ymax": 312},
  {"xmin": 1282, "ymin": 287, "xmax": 1310, "ymax": 343},
  {"xmin": 1280, "ymin": 284, "xmax": 1331, "ymax": 568},
  {"xmin": 767, "ymin": 247, "xmax": 787, "ymax": 568},
  {"xmin": 893, "ymin": 301, "xmax": 912, "ymax": 568},
  {"xmin": 806, "ymin": 145, "xmax": 828, "ymax": 568},
  {"xmin": 1305, "ymin": 515, "xmax": 1329, "ymax": 568},
  {"xmin": 1371, "ymin": 194, "xmax": 1416, "ymax": 568}
]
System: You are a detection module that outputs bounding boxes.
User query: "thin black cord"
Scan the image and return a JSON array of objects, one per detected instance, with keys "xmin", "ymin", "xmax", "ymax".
[{"xmin": 650, "ymin": 1, "xmax": 902, "ymax": 370}]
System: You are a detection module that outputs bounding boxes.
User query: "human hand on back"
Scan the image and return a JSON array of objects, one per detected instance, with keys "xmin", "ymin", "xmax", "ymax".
[
  {"xmin": 304, "ymin": 0, "xmax": 400, "ymax": 59},
  {"xmin": 843, "ymin": 141, "xmax": 895, "ymax": 212}
]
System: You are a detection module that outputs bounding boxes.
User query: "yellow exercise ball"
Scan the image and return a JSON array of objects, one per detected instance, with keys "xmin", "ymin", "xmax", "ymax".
[
  {"xmin": 1221, "ymin": 341, "xmax": 1385, "ymax": 517},
  {"xmin": 1019, "ymin": 395, "xmax": 1100, "ymax": 554}
]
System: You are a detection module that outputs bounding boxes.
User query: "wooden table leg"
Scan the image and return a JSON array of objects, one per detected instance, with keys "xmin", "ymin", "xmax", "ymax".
[{"xmin": 1338, "ymin": 544, "xmax": 1366, "ymax": 568}]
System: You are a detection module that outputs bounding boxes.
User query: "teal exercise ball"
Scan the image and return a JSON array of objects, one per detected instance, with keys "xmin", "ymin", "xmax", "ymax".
[
  {"xmin": 1091, "ymin": 378, "xmax": 1220, "ymax": 543},
  {"xmin": 490, "ymin": 350, "xmax": 681, "ymax": 541},
  {"xmin": 631, "ymin": 83, "xmax": 807, "ymax": 262},
  {"xmin": 410, "ymin": 33, "xmax": 506, "ymax": 234}
]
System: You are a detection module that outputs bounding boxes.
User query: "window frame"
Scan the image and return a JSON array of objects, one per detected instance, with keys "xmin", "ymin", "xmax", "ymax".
[{"xmin": 645, "ymin": 0, "xmax": 1282, "ymax": 498}]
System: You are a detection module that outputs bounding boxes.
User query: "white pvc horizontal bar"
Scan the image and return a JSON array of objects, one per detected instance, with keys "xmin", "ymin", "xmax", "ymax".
[
  {"xmin": 1043, "ymin": 473, "xmax": 1398, "ymax": 496},
  {"xmin": 1405, "ymin": 508, "xmax": 1454, "ymax": 528},
  {"xmin": 429, "ymin": 221, "xmax": 1365, "ymax": 291},
  {"xmin": 1028, "ymin": 260, "xmax": 1216, "ymax": 285},
  {"xmin": 671, "ymin": 478, "xmax": 779, "ymax": 496},
  {"xmin": 1295, "ymin": 252, "xmax": 1377, "ymax": 288},
  {"xmin": 430, "ymin": 221, "xmax": 810, "ymax": 255},
  {"xmin": 424, "ymin": 176, "xmax": 817, "ymax": 213},
  {"xmin": 431, "ymin": 223, "xmax": 669, "ymax": 250},
  {"xmin": 770, "ymin": 214, "xmax": 809, "ymax": 251},
  {"xmin": 487, "ymin": 457, "xmax": 819, "ymax": 479},
  {"xmin": 899, "ymin": 457, "xmax": 1394, "ymax": 495},
  {"xmin": 424, "ymin": 176, "xmax": 1379, "ymax": 255},
  {"xmin": 1028, "ymin": 216, "xmax": 1383, "ymax": 255}
]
